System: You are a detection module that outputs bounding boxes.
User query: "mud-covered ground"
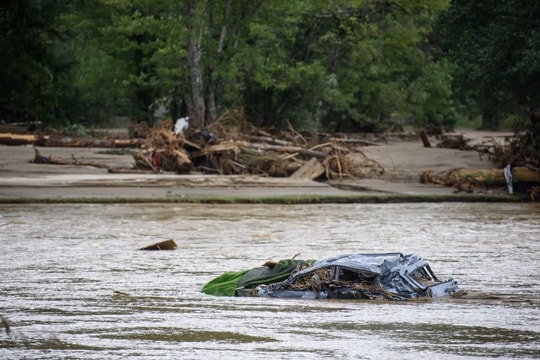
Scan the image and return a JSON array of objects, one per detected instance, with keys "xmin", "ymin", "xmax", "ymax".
[{"xmin": 0, "ymin": 129, "xmax": 513, "ymax": 200}]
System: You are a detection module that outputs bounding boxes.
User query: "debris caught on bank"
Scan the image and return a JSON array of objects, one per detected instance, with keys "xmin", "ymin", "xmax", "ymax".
[
  {"xmin": 420, "ymin": 166, "xmax": 540, "ymax": 193},
  {"xmin": 427, "ymin": 133, "xmax": 540, "ymax": 196},
  {"xmin": 9, "ymin": 112, "xmax": 537, "ymax": 197},
  {"xmin": 129, "ymin": 116, "xmax": 385, "ymax": 180}
]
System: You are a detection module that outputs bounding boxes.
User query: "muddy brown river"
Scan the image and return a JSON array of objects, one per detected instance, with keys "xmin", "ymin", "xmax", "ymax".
[{"xmin": 1, "ymin": 202, "xmax": 539, "ymax": 359}]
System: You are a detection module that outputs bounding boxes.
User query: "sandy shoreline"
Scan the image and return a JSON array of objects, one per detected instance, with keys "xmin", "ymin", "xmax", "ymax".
[{"xmin": 0, "ymin": 129, "xmax": 516, "ymax": 202}]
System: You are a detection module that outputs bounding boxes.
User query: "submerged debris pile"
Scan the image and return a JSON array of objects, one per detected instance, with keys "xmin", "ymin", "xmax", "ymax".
[
  {"xmin": 202, "ymin": 253, "xmax": 459, "ymax": 300},
  {"xmin": 284, "ymin": 266, "xmax": 399, "ymax": 300}
]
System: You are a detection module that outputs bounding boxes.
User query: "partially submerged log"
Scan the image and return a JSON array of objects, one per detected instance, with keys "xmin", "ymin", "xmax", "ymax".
[{"xmin": 139, "ymin": 239, "xmax": 178, "ymax": 251}]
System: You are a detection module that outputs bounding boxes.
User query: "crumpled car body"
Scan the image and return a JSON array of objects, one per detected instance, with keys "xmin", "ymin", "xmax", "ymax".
[{"xmin": 235, "ymin": 253, "xmax": 458, "ymax": 300}]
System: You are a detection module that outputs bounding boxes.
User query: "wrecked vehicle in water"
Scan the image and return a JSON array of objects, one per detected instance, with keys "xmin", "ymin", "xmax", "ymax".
[{"xmin": 202, "ymin": 253, "xmax": 459, "ymax": 300}]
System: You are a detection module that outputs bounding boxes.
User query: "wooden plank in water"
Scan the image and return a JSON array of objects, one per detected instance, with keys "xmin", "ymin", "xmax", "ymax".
[{"xmin": 139, "ymin": 239, "xmax": 178, "ymax": 251}]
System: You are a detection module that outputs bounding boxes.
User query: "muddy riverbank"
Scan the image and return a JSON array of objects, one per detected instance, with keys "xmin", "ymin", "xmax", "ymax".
[{"xmin": 0, "ymin": 129, "xmax": 518, "ymax": 202}]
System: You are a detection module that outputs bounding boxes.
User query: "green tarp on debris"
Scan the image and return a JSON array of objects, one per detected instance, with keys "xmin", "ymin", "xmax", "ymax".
[
  {"xmin": 201, "ymin": 270, "xmax": 249, "ymax": 296},
  {"xmin": 201, "ymin": 259, "xmax": 314, "ymax": 297}
]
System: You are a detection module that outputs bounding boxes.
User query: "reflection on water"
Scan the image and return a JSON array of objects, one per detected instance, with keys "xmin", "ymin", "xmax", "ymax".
[{"xmin": 1, "ymin": 203, "xmax": 539, "ymax": 359}]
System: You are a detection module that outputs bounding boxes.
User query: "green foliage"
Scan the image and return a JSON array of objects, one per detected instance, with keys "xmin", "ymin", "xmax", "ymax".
[
  {"xmin": 438, "ymin": 0, "xmax": 540, "ymax": 130},
  {"xmin": 2, "ymin": 0, "xmax": 460, "ymax": 133},
  {"xmin": 58, "ymin": 123, "xmax": 89, "ymax": 137},
  {"xmin": 0, "ymin": 0, "xmax": 78, "ymax": 128},
  {"xmin": 237, "ymin": 0, "xmax": 455, "ymax": 132},
  {"xmin": 406, "ymin": 59, "xmax": 457, "ymax": 131}
]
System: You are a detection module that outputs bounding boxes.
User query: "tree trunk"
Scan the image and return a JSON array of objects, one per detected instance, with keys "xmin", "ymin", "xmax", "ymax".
[
  {"xmin": 205, "ymin": 0, "xmax": 233, "ymax": 125},
  {"xmin": 419, "ymin": 130, "xmax": 431, "ymax": 147},
  {"xmin": 481, "ymin": 108, "xmax": 499, "ymax": 130},
  {"xmin": 529, "ymin": 106, "xmax": 540, "ymax": 139},
  {"xmin": 446, "ymin": 167, "xmax": 540, "ymax": 186},
  {"xmin": 185, "ymin": 0, "xmax": 205, "ymax": 129},
  {"xmin": 206, "ymin": 68, "xmax": 218, "ymax": 124},
  {"xmin": 0, "ymin": 133, "xmax": 144, "ymax": 148},
  {"xmin": 181, "ymin": 60, "xmax": 193, "ymax": 116}
]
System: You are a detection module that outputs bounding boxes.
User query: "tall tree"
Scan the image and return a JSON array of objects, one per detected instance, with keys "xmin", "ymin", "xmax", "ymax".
[
  {"xmin": 223, "ymin": 0, "xmax": 453, "ymax": 132},
  {"xmin": 0, "ymin": 0, "xmax": 77, "ymax": 128},
  {"xmin": 438, "ymin": 0, "xmax": 540, "ymax": 132},
  {"xmin": 14, "ymin": 0, "xmax": 454, "ymax": 134},
  {"xmin": 179, "ymin": 0, "xmax": 267, "ymax": 128}
]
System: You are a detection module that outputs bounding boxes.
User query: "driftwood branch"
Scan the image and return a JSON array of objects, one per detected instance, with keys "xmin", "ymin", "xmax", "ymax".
[
  {"xmin": 247, "ymin": 143, "xmax": 329, "ymax": 158},
  {"xmin": 0, "ymin": 133, "xmax": 144, "ymax": 148},
  {"xmin": 32, "ymin": 147, "xmax": 108, "ymax": 168},
  {"xmin": 243, "ymin": 135, "xmax": 293, "ymax": 146},
  {"xmin": 329, "ymin": 137, "xmax": 380, "ymax": 146}
]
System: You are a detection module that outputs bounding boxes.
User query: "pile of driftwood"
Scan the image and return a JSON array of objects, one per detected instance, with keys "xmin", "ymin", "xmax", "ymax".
[{"xmin": 129, "ymin": 118, "xmax": 384, "ymax": 180}]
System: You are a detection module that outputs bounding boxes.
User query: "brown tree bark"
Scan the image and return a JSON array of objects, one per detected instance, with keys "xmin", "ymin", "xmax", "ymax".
[
  {"xmin": 529, "ymin": 106, "xmax": 540, "ymax": 139},
  {"xmin": 481, "ymin": 108, "xmax": 500, "ymax": 130},
  {"xmin": 419, "ymin": 130, "xmax": 431, "ymax": 148},
  {"xmin": 446, "ymin": 167, "xmax": 540, "ymax": 186},
  {"xmin": 185, "ymin": 0, "xmax": 205, "ymax": 129},
  {"xmin": 205, "ymin": 0, "xmax": 233, "ymax": 125},
  {"xmin": 0, "ymin": 133, "xmax": 144, "ymax": 148}
]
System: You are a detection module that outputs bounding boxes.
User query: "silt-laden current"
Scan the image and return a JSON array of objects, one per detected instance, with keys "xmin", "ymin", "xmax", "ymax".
[{"xmin": 1, "ymin": 203, "xmax": 539, "ymax": 359}]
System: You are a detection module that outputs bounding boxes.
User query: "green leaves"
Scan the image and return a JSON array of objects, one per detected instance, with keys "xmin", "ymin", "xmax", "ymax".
[
  {"xmin": 438, "ymin": 0, "xmax": 540, "ymax": 129},
  {"xmin": 1, "ymin": 0, "xmax": 459, "ymax": 132}
]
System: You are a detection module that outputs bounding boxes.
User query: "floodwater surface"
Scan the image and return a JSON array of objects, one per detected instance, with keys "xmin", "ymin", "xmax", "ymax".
[{"xmin": 1, "ymin": 203, "xmax": 539, "ymax": 359}]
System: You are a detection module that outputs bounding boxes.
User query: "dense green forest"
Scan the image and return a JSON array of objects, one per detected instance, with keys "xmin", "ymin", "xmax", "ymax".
[{"xmin": 1, "ymin": 0, "xmax": 539, "ymax": 137}]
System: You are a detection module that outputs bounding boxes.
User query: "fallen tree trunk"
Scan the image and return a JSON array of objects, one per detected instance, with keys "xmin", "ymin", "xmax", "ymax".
[
  {"xmin": 247, "ymin": 143, "xmax": 329, "ymax": 159},
  {"xmin": 446, "ymin": 167, "xmax": 540, "ymax": 186},
  {"xmin": 0, "ymin": 133, "xmax": 144, "ymax": 148},
  {"xmin": 329, "ymin": 137, "xmax": 380, "ymax": 146},
  {"xmin": 33, "ymin": 147, "xmax": 108, "ymax": 168},
  {"xmin": 421, "ymin": 167, "xmax": 540, "ymax": 187},
  {"xmin": 244, "ymin": 135, "xmax": 294, "ymax": 146},
  {"xmin": 191, "ymin": 141, "xmax": 330, "ymax": 160}
]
